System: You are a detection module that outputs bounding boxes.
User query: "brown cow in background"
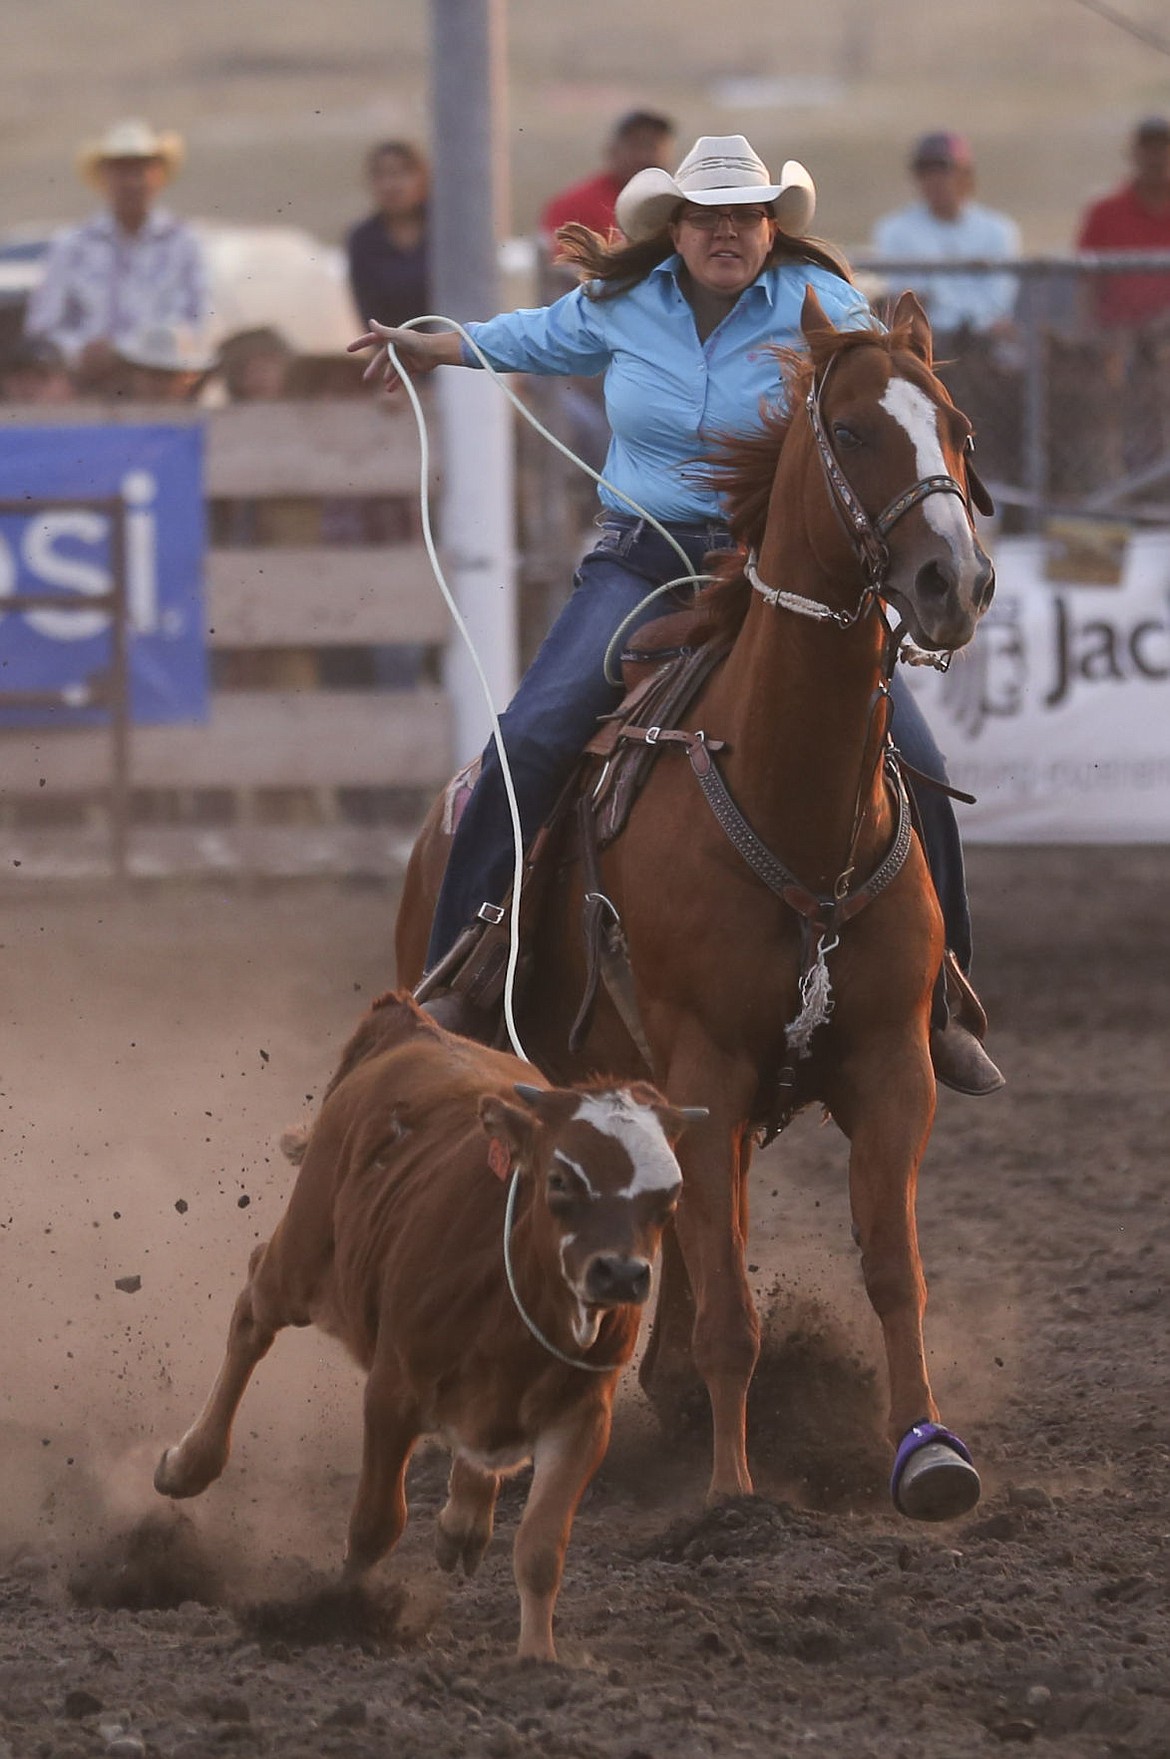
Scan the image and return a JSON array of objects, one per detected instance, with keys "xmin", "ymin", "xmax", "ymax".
[{"xmin": 155, "ymin": 994, "xmax": 700, "ymax": 1660}]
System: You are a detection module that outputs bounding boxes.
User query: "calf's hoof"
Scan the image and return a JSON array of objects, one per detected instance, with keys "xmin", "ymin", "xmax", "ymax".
[
  {"xmin": 434, "ymin": 1520, "xmax": 489, "ymax": 1577},
  {"xmin": 891, "ymin": 1422, "xmax": 981, "ymax": 1521}
]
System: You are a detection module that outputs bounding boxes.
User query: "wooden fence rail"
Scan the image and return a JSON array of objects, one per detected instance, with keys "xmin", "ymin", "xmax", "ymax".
[{"xmin": 0, "ymin": 397, "xmax": 455, "ymax": 878}]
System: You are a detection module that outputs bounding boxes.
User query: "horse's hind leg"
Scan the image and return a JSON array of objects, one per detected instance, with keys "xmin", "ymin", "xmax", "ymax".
[
  {"xmin": 837, "ymin": 1060, "xmax": 980, "ymax": 1521},
  {"xmin": 154, "ymin": 1239, "xmax": 287, "ymax": 1499}
]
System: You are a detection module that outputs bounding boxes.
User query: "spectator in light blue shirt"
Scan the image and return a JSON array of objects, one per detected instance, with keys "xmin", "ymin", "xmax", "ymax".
[
  {"xmin": 349, "ymin": 133, "xmax": 988, "ymax": 1091},
  {"xmin": 871, "ymin": 132, "xmax": 1020, "ymax": 339}
]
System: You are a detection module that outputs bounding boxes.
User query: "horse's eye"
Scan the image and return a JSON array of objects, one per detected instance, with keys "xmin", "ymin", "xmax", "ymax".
[
  {"xmin": 832, "ymin": 423, "xmax": 862, "ymax": 451},
  {"xmin": 547, "ymin": 1168, "xmax": 570, "ymax": 1196}
]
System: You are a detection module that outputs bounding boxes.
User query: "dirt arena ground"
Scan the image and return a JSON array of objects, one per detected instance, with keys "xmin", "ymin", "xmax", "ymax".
[{"xmin": 1, "ymin": 846, "xmax": 1167, "ymax": 1759}]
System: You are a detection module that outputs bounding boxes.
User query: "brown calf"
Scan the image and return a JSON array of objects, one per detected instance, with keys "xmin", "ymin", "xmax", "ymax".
[{"xmin": 155, "ymin": 994, "xmax": 698, "ymax": 1660}]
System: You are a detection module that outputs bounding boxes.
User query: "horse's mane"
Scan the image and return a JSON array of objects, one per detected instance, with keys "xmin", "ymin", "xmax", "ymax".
[{"xmin": 684, "ymin": 321, "xmax": 926, "ymax": 646}]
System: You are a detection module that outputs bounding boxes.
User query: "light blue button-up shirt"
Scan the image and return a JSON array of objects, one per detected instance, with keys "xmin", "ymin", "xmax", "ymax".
[{"xmin": 464, "ymin": 257, "xmax": 875, "ymax": 523}]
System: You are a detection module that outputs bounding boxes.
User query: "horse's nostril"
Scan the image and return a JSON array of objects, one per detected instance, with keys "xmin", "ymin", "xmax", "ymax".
[
  {"xmin": 915, "ymin": 559, "xmax": 954, "ymax": 601},
  {"xmin": 975, "ymin": 562, "xmax": 996, "ymax": 611}
]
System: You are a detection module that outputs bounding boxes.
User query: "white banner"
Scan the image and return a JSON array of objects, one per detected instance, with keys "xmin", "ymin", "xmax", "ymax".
[{"xmin": 901, "ymin": 530, "xmax": 1170, "ymax": 842}]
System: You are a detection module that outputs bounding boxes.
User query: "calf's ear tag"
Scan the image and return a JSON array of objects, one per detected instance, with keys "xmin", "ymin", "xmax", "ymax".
[{"xmin": 487, "ymin": 1137, "xmax": 512, "ymax": 1181}]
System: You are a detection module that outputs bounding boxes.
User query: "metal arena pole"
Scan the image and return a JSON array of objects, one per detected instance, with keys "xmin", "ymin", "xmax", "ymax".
[{"xmin": 429, "ymin": 0, "xmax": 518, "ymax": 765}]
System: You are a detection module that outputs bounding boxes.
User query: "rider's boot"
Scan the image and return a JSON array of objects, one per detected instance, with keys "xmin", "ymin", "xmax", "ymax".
[{"xmin": 929, "ymin": 950, "xmax": 1005, "ymax": 1097}]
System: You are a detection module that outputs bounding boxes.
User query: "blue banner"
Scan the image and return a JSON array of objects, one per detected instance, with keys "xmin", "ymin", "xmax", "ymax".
[{"xmin": 0, "ymin": 423, "xmax": 208, "ymax": 726}]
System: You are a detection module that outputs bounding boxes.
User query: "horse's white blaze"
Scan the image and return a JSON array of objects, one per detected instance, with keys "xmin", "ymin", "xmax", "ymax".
[
  {"xmin": 553, "ymin": 1149, "xmax": 596, "ymax": 1197},
  {"xmin": 572, "ymin": 1092, "xmax": 682, "ymax": 1198},
  {"xmin": 880, "ymin": 378, "xmax": 977, "ymax": 569}
]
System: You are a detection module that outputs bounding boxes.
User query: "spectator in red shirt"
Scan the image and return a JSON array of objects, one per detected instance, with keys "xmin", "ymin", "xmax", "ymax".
[
  {"xmin": 540, "ymin": 110, "xmax": 676, "ymax": 241},
  {"xmin": 1076, "ymin": 116, "xmax": 1170, "ymax": 329}
]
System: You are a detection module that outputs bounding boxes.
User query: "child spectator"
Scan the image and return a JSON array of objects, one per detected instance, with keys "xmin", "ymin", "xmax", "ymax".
[{"xmin": 0, "ymin": 336, "xmax": 74, "ymax": 404}]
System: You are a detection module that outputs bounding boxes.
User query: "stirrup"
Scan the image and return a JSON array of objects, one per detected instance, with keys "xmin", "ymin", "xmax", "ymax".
[
  {"xmin": 941, "ymin": 948, "xmax": 988, "ymax": 1040},
  {"xmin": 420, "ymin": 988, "xmax": 500, "ymax": 1046},
  {"xmin": 413, "ymin": 903, "xmax": 508, "ymax": 1009}
]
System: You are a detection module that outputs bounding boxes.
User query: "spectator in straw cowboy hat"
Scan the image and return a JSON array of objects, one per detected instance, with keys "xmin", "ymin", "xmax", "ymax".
[{"xmin": 26, "ymin": 118, "xmax": 209, "ymax": 393}]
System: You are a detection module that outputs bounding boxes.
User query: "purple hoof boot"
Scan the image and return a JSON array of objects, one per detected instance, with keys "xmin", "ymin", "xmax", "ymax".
[{"xmin": 891, "ymin": 1422, "xmax": 981, "ymax": 1522}]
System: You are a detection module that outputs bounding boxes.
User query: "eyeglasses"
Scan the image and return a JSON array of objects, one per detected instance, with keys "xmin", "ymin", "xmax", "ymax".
[{"xmin": 678, "ymin": 204, "xmax": 772, "ymax": 232}]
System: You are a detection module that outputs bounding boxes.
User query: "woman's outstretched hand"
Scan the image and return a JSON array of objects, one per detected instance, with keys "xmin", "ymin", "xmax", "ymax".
[{"xmin": 346, "ymin": 321, "xmax": 461, "ymax": 391}]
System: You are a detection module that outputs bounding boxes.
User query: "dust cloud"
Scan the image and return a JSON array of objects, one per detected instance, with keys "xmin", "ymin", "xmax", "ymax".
[{"xmin": 1, "ymin": 881, "xmax": 390, "ymax": 1589}]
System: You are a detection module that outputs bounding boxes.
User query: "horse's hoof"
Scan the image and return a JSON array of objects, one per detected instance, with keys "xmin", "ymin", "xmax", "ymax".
[
  {"xmin": 891, "ymin": 1423, "xmax": 980, "ymax": 1522},
  {"xmin": 154, "ymin": 1446, "xmax": 196, "ymax": 1499}
]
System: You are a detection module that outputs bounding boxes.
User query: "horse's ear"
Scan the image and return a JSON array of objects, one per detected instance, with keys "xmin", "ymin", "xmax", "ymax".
[
  {"xmin": 891, "ymin": 290, "xmax": 933, "ymax": 367},
  {"xmin": 801, "ymin": 285, "xmax": 840, "ymax": 366}
]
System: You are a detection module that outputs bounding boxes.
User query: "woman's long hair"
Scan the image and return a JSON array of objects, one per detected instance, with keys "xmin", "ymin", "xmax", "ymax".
[{"xmin": 554, "ymin": 216, "xmax": 854, "ymax": 300}]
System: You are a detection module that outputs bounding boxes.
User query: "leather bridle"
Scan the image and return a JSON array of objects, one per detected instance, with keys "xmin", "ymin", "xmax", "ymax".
[{"xmin": 745, "ymin": 350, "xmax": 995, "ymax": 634}]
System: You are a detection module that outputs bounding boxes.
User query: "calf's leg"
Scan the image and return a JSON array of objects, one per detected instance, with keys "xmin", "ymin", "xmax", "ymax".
[
  {"xmin": 513, "ymin": 1402, "xmax": 610, "ymax": 1663},
  {"xmin": 343, "ymin": 1350, "xmax": 420, "ymax": 1579},
  {"xmin": 155, "ymin": 1240, "xmax": 285, "ymax": 1499},
  {"xmin": 436, "ymin": 1455, "xmax": 500, "ymax": 1576}
]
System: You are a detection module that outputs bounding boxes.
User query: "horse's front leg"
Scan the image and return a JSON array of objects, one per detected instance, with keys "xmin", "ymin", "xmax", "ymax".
[
  {"xmin": 833, "ymin": 1040, "xmax": 981, "ymax": 1522},
  {"xmin": 665, "ymin": 1039, "xmax": 760, "ymax": 1503}
]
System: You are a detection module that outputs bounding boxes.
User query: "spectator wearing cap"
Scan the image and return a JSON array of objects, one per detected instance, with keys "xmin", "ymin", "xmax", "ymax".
[
  {"xmin": 1076, "ymin": 117, "xmax": 1170, "ymax": 331},
  {"xmin": 0, "ymin": 336, "xmax": 74, "ymax": 404},
  {"xmin": 25, "ymin": 119, "xmax": 209, "ymax": 393},
  {"xmin": 870, "ymin": 131, "xmax": 1020, "ymax": 342},
  {"xmin": 540, "ymin": 110, "xmax": 676, "ymax": 241}
]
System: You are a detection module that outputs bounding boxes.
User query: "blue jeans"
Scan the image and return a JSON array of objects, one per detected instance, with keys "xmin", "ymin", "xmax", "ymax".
[{"xmin": 425, "ymin": 516, "xmax": 972, "ymax": 975}]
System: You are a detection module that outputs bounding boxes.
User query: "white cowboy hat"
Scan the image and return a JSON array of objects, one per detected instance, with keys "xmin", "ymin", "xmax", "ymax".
[
  {"xmin": 615, "ymin": 133, "xmax": 816, "ymax": 244},
  {"xmin": 114, "ymin": 322, "xmax": 216, "ymax": 374},
  {"xmin": 78, "ymin": 119, "xmax": 185, "ymax": 187}
]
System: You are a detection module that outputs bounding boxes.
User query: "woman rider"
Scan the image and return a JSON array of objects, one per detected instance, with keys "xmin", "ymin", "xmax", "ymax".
[{"xmin": 350, "ymin": 134, "xmax": 1002, "ymax": 1097}]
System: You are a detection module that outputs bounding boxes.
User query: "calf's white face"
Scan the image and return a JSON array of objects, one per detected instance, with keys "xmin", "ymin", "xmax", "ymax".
[{"xmin": 480, "ymin": 1084, "xmax": 702, "ymax": 1344}]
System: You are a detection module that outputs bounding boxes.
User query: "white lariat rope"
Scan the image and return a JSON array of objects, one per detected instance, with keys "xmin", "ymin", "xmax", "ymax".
[
  {"xmin": 375, "ymin": 315, "xmax": 714, "ymax": 1063},
  {"xmin": 601, "ymin": 571, "xmax": 716, "ymax": 685},
  {"xmin": 503, "ymin": 1167, "xmax": 614, "ymax": 1373}
]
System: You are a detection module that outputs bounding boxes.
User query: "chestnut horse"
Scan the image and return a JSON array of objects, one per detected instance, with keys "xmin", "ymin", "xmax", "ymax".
[{"xmin": 397, "ymin": 290, "xmax": 995, "ymax": 1518}]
